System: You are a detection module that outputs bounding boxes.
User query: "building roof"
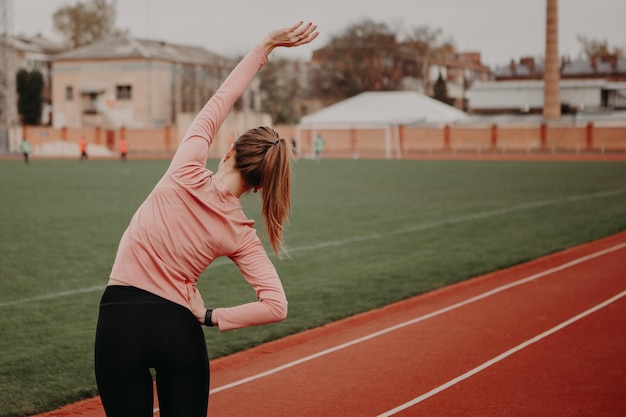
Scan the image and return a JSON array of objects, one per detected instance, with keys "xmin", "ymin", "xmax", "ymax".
[
  {"xmin": 493, "ymin": 56, "xmax": 626, "ymax": 79},
  {"xmin": 6, "ymin": 34, "xmax": 64, "ymax": 55},
  {"xmin": 562, "ymin": 57, "xmax": 626, "ymax": 76},
  {"xmin": 54, "ymin": 35, "xmax": 231, "ymax": 66},
  {"xmin": 493, "ymin": 60, "xmax": 544, "ymax": 79},
  {"xmin": 299, "ymin": 91, "xmax": 469, "ymax": 128},
  {"xmin": 469, "ymin": 79, "xmax": 612, "ymax": 91}
]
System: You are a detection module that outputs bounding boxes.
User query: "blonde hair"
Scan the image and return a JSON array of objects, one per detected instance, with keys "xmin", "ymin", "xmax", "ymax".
[{"xmin": 234, "ymin": 126, "xmax": 292, "ymax": 256}]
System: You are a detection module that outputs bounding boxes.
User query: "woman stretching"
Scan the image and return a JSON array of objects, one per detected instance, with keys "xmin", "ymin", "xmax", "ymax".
[{"xmin": 94, "ymin": 21, "xmax": 319, "ymax": 417}]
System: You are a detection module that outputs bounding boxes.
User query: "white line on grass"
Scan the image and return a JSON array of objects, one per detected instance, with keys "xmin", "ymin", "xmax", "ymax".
[
  {"xmin": 292, "ymin": 186, "xmax": 626, "ymax": 251},
  {"xmin": 0, "ymin": 285, "xmax": 104, "ymax": 308},
  {"xmin": 376, "ymin": 289, "xmax": 626, "ymax": 417},
  {"xmin": 205, "ymin": 242, "xmax": 626, "ymax": 395},
  {"xmin": 3, "ymin": 186, "xmax": 626, "ymax": 308}
]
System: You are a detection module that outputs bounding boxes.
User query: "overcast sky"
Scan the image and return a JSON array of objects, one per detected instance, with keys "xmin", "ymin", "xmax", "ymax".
[{"xmin": 12, "ymin": 0, "xmax": 626, "ymax": 68}]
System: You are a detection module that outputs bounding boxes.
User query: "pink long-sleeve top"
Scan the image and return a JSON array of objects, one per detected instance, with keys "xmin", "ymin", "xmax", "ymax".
[{"xmin": 108, "ymin": 45, "xmax": 287, "ymax": 331}]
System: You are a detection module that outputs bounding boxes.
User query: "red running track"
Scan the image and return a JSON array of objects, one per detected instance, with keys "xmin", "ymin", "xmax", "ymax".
[{"xmin": 34, "ymin": 231, "xmax": 626, "ymax": 417}]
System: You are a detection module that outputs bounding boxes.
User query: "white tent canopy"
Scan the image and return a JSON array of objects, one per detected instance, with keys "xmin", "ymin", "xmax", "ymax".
[
  {"xmin": 299, "ymin": 91, "xmax": 469, "ymax": 128},
  {"xmin": 297, "ymin": 91, "xmax": 469, "ymax": 159}
]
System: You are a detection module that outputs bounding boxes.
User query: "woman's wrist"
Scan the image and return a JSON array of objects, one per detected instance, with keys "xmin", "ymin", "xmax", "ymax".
[
  {"xmin": 193, "ymin": 309, "xmax": 204, "ymax": 323},
  {"xmin": 259, "ymin": 38, "xmax": 275, "ymax": 56}
]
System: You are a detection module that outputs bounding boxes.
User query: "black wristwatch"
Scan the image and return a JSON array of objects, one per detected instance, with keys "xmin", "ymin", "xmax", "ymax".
[{"xmin": 204, "ymin": 308, "xmax": 214, "ymax": 327}]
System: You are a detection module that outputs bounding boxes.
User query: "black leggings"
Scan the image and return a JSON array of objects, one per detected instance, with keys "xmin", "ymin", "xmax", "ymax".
[{"xmin": 95, "ymin": 286, "xmax": 209, "ymax": 417}]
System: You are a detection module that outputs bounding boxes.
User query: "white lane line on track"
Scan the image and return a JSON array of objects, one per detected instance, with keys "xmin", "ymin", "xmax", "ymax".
[
  {"xmin": 4, "ymin": 186, "xmax": 626, "ymax": 308},
  {"xmin": 152, "ymin": 243, "xmax": 626, "ymax": 414},
  {"xmin": 376, "ymin": 289, "xmax": 626, "ymax": 417},
  {"xmin": 206, "ymin": 242, "xmax": 626, "ymax": 395}
]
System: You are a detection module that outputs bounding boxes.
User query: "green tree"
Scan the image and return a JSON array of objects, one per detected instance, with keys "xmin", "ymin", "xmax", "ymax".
[
  {"xmin": 53, "ymin": 0, "xmax": 118, "ymax": 48},
  {"xmin": 16, "ymin": 69, "xmax": 44, "ymax": 125},
  {"xmin": 432, "ymin": 73, "xmax": 454, "ymax": 106}
]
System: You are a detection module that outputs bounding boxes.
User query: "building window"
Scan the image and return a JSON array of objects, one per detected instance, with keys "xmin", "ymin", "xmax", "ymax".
[
  {"xmin": 116, "ymin": 85, "xmax": 132, "ymax": 100},
  {"xmin": 82, "ymin": 93, "xmax": 99, "ymax": 114},
  {"xmin": 66, "ymin": 86, "xmax": 73, "ymax": 101}
]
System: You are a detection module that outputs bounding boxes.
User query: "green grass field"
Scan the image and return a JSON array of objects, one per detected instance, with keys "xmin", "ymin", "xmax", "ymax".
[{"xmin": 1, "ymin": 157, "xmax": 626, "ymax": 417}]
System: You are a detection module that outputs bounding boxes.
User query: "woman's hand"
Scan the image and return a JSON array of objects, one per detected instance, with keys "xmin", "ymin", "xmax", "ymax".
[
  {"xmin": 259, "ymin": 21, "xmax": 319, "ymax": 55},
  {"xmin": 186, "ymin": 281, "xmax": 208, "ymax": 324}
]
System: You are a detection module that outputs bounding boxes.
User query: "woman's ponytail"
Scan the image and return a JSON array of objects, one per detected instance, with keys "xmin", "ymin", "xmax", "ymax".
[{"xmin": 234, "ymin": 127, "xmax": 293, "ymax": 257}]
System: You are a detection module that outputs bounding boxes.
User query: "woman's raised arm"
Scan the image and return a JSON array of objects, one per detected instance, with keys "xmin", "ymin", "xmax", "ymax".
[{"xmin": 167, "ymin": 21, "xmax": 319, "ymax": 173}]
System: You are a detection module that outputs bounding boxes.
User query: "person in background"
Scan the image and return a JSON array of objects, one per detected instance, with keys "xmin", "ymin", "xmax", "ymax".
[
  {"xmin": 118, "ymin": 138, "xmax": 128, "ymax": 161},
  {"xmin": 79, "ymin": 136, "xmax": 88, "ymax": 162},
  {"xmin": 21, "ymin": 138, "xmax": 30, "ymax": 164},
  {"xmin": 94, "ymin": 21, "xmax": 318, "ymax": 417},
  {"xmin": 314, "ymin": 132, "xmax": 325, "ymax": 162}
]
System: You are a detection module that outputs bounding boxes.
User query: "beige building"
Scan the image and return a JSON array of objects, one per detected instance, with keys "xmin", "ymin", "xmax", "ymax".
[{"xmin": 52, "ymin": 35, "xmax": 262, "ymax": 130}]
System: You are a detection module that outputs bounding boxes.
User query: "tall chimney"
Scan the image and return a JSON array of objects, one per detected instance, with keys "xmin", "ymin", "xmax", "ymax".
[{"xmin": 543, "ymin": 0, "xmax": 561, "ymax": 120}]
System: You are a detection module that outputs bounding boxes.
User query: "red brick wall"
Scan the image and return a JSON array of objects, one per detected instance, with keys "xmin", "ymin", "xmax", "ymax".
[
  {"xmin": 546, "ymin": 126, "xmax": 587, "ymax": 152},
  {"xmin": 595, "ymin": 127, "xmax": 626, "ymax": 152}
]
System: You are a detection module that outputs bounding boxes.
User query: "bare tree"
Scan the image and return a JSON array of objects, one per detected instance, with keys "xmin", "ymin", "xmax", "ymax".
[
  {"xmin": 53, "ymin": 0, "xmax": 118, "ymax": 48},
  {"xmin": 402, "ymin": 25, "xmax": 446, "ymax": 94},
  {"xmin": 308, "ymin": 20, "xmax": 454, "ymax": 103},
  {"xmin": 309, "ymin": 19, "xmax": 404, "ymax": 101},
  {"xmin": 577, "ymin": 35, "xmax": 624, "ymax": 60},
  {"xmin": 259, "ymin": 58, "xmax": 304, "ymax": 124}
]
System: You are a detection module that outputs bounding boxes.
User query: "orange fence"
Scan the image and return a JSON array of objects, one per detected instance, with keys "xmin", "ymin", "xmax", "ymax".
[
  {"xmin": 281, "ymin": 121, "xmax": 626, "ymax": 159},
  {"xmin": 20, "ymin": 121, "xmax": 626, "ymax": 159},
  {"xmin": 22, "ymin": 125, "xmax": 178, "ymax": 156}
]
